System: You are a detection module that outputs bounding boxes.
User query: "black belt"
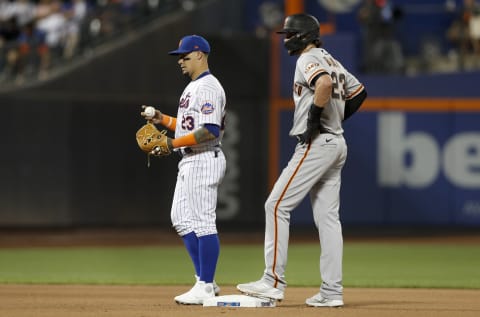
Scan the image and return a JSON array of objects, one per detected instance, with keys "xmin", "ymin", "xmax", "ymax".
[
  {"xmin": 295, "ymin": 128, "xmax": 331, "ymax": 143},
  {"xmin": 182, "ymin": 147, "xmax": 194, "ymax": 155}
]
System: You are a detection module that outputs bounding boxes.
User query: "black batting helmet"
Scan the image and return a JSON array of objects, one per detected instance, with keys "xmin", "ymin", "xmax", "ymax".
[{"xmin": 277, "ymin": 13, "xmax": 321, "ymax": 55}]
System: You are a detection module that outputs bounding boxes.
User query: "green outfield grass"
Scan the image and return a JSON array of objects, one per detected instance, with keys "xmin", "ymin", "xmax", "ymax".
[{"xmin": 0, "ymin": 242, "xmax": 479, "ymax": 288}]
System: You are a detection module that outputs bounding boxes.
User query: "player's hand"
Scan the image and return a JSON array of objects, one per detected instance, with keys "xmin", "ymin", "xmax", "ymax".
[
  {"xmin": 141, "ymin": 105, "xmax": 162, "ymax": 124},
  {"xmin": 299, "ymin": 104, "xmax": 324, "ymax": 145},
  {"xmin": 298, "ymin": 125, "xmax": 317, "ymax": 145}
]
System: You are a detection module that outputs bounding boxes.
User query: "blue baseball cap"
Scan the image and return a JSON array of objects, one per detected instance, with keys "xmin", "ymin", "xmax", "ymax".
[{"xmin": 168, "ymin": 35, "xmax": 211, "ymax": 55}]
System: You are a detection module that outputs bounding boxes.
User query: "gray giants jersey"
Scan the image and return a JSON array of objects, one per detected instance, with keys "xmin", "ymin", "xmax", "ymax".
[
  {"xmin": 175, "ymin": 73, "xmax": 226, "ymax": 149},
  {"xmin": 290, "ymin": 48, "xmax": 364, "ymax": 136}
]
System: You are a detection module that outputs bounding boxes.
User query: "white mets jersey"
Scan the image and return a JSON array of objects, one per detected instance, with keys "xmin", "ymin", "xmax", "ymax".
[
  {"xmin": 290, "ymin": 48, "xmax": 364, "ymax": 136},
  {"xmin": 175, "ymin": 72, "xmax": 226, "ymax": 149}
]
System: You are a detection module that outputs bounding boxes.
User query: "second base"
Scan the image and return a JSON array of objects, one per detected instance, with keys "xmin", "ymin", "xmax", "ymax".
[{"xmin": 203, "ymin": 294, "xmax": 276, "ymax": 307}]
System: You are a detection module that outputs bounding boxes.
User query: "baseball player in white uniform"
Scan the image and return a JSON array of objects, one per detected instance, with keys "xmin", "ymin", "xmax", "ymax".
[
  {"xmin": 237, "ymin": 14, "xmax": 367, "ymax": 307},
  {"xmin": 141, "ymin": 35, "xmax": 226, "ymax": 305}
]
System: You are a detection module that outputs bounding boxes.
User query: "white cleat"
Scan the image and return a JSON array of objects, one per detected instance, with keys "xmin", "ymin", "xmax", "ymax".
[
  {"xmin": 213, "ymin": 282, "xmax": 221, "ymax": 296},
  {"xmin": 195, "ymin": 275, "xmax": 220, "ymax": 296},
  {"xmin": 305, "ymin": 293, "xmax": 344, "ymax": 307},
  {"xmin": 174, "ymin": 281, "xmax": 215, "ymax": 305},
  {"xmin": 236, "ymin": 280, "xmax": 284, "ymax": 301}
]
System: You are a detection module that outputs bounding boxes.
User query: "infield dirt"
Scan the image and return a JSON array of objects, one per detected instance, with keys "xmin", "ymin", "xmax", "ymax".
[{"xmin": 1, "ymin": 284, "xmax": 479, "ymax": 317}]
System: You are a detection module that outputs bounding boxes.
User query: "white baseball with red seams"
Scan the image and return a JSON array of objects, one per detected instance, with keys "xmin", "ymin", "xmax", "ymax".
[{"xmin": 144, "ymin": 106, "xmax": 156, "ymax": 118}]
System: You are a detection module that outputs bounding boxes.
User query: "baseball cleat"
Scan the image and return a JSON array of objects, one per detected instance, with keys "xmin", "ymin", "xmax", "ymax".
[
  {"xmin": 305, "ymin": 293, "xmax": 344, "ymax": 307},
  {"xmin": 213, "ymin": 282, "xmax": 221, "ymax": 296},
  {"xmin": 236, "ymin": 280, "xmax": 284, "ymax": 301},
  {"xmin": 195, "ymin": 275, "xmax": 220, "ymax": 296},
  {"xmin": 174, "ymin": 281, "xmax": 215, "ymax": 305}
]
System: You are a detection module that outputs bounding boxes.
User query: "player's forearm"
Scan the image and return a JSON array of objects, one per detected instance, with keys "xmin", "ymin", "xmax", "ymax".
[
  {"xmin": 159, "ymin": 114, "xmax": 176, "ymax": 131},
  {"xmin": 171, "ymin": 127, "xmax": 215, "ymax": 148}
]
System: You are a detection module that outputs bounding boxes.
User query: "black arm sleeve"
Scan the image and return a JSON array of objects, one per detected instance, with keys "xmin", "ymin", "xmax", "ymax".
[{"xmin": 344, "ymin": 89, "xmax": 367, "ymax": 121}]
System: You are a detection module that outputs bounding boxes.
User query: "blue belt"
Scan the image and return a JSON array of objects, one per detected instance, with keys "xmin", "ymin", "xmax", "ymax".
[{"xmin": 177, "ymin": 146, "xmax": 220, "ymax": 158}]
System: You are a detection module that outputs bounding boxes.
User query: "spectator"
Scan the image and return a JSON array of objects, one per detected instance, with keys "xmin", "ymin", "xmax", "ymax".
[
  {"xmin": 36, "ymin": 0, "xmax": 67, "ymax": 70},
  {"xmin": 447, "ymin": 0, "xmax": 480, "ymax": 69},
  {"xmin": 462, "ymin": 0, "xmax": 480, "ymax": 54},
  {"xmin": 357, "ymin": 0, "xmax": 404, "ymax": 74},
  {"xmin": 0, "ymin": 0, "xmax": 35, "ymax": 80},
  {"xmin": 255, "ymin": 1, "xmax": 283, "ymax": 38},
  {"xmin": 35, "ymin": 0, "xmax": 54, "ymax": 19},
  {"xmin": 16, "ymin": 20, "xmax": 49, "ymax": 81},
  {"xmin": 0, "ymin": 16, "xmax": 21, "ymax": 81},
  {"xmin": 9, "ymin": 0, "xmax": 36, "ymax": 27},
  {"xmin": 63, "ymin": 0, "xmax": 88, "ymax": 59}
]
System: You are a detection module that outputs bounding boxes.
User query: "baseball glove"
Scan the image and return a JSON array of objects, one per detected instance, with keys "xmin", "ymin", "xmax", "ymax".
[{"xmin": 135, "ymin": 122, "xmax": 172, "ymax": 157}]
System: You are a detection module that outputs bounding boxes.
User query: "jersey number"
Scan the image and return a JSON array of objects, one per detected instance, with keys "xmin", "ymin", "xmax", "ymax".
[
  {"xmin": 331, "ymin": 72, "xmax": 346, "ymax": 100},
  {"xmin": 182, "ymin": 115, "xmax": 195, "ymax": 130}
]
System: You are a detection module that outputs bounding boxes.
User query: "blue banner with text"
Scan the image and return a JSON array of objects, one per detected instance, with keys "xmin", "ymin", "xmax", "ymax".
[{"xmin": 279, "ymin": 110, "xmax": 480, "ymax": 226}]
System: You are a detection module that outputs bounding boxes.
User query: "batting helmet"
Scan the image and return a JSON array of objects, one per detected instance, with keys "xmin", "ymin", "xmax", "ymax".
[{"xmin": 277, "ymin": 14, "xmax": 321, "ymax": 55}]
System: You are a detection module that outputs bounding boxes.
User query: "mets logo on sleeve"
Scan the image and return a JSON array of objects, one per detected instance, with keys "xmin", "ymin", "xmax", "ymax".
[{"xmin": 201, "ymin": 102, "xmax": 215, "ymax": 114}]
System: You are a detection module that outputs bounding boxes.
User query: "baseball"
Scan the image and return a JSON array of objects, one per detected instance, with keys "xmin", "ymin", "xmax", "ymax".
[{"xmin": 144, "ymin": 106, "xmax": 156, "ymax": 118}]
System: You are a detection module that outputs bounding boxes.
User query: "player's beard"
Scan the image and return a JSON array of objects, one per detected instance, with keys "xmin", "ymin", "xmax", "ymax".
[{"xmin": 180, "ymin": 67, "xmax": 192, "ymax": 78}]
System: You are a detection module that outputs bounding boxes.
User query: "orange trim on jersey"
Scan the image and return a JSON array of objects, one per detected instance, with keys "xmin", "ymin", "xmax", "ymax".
[
  {"xmin": 272, "ymin": 142, "xmax": 311, "ymax": 288},
  {"xmin": 307, "ymin": 69, "xmax": 328, "ymax": 87},
  {"xmin": 346, "ymin": 85, "xmax": 364, "ymax": 100},
  {"xmin": 171, "ymin": 133, "xmax": 197, "ymax": 148},
  {"xmin": 160, "ymin": 114, "xmax": 177, "ymax": 131}
]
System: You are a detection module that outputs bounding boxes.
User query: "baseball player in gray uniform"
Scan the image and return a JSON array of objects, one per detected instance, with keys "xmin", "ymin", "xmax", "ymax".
[
  {"xmin": 237, "ymin": 14, "xmax": 367, "ymax": 307},
  {"xmin": 141, "ymin": 35, "xmax": 226, "ymax": 305}
]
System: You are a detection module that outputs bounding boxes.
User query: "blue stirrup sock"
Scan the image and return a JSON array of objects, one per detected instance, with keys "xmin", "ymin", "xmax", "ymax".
[
  {"xmin": 181, "ymin": 232, "xmax": 200, "ymax": 276},
  {"xmin": 198, "ymin": 234, "xmax": 220, "ymax": 283}
]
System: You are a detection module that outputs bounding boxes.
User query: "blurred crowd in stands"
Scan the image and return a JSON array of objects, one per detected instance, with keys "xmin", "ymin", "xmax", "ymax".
[
  {"xmin": 357, "ymin": 0, "xmax": 405, "ymax": 74},
  {"xmin": 2, "ymin": 0, "xmax": 480, "ymax": 86},
  {"xmin": 357, "ymin": 0, "xmax": 480, "ymax": 74},
  {"xmin": 253, "ymin": 0, "xmax": 480, "ymax": 75},
  {"xmin": 0, "ymin": 0, "xmax": 183, "ymax": 85},
  {"xmin": 446, "ymin": 0, "xmax": 480, "ymax": 70}
]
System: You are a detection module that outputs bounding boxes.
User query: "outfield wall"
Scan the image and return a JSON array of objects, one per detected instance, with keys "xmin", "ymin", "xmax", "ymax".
[
  {"xmin": 0, "ymin": 14, "xmax": 270, "ymax": 228},
  {"xmin": 0, "ymin": 22, "xmax": 479, "ymax": 229},
  {"xmin": 280, "ymin": 106, "xmax": 480, "ymax": 227}
]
